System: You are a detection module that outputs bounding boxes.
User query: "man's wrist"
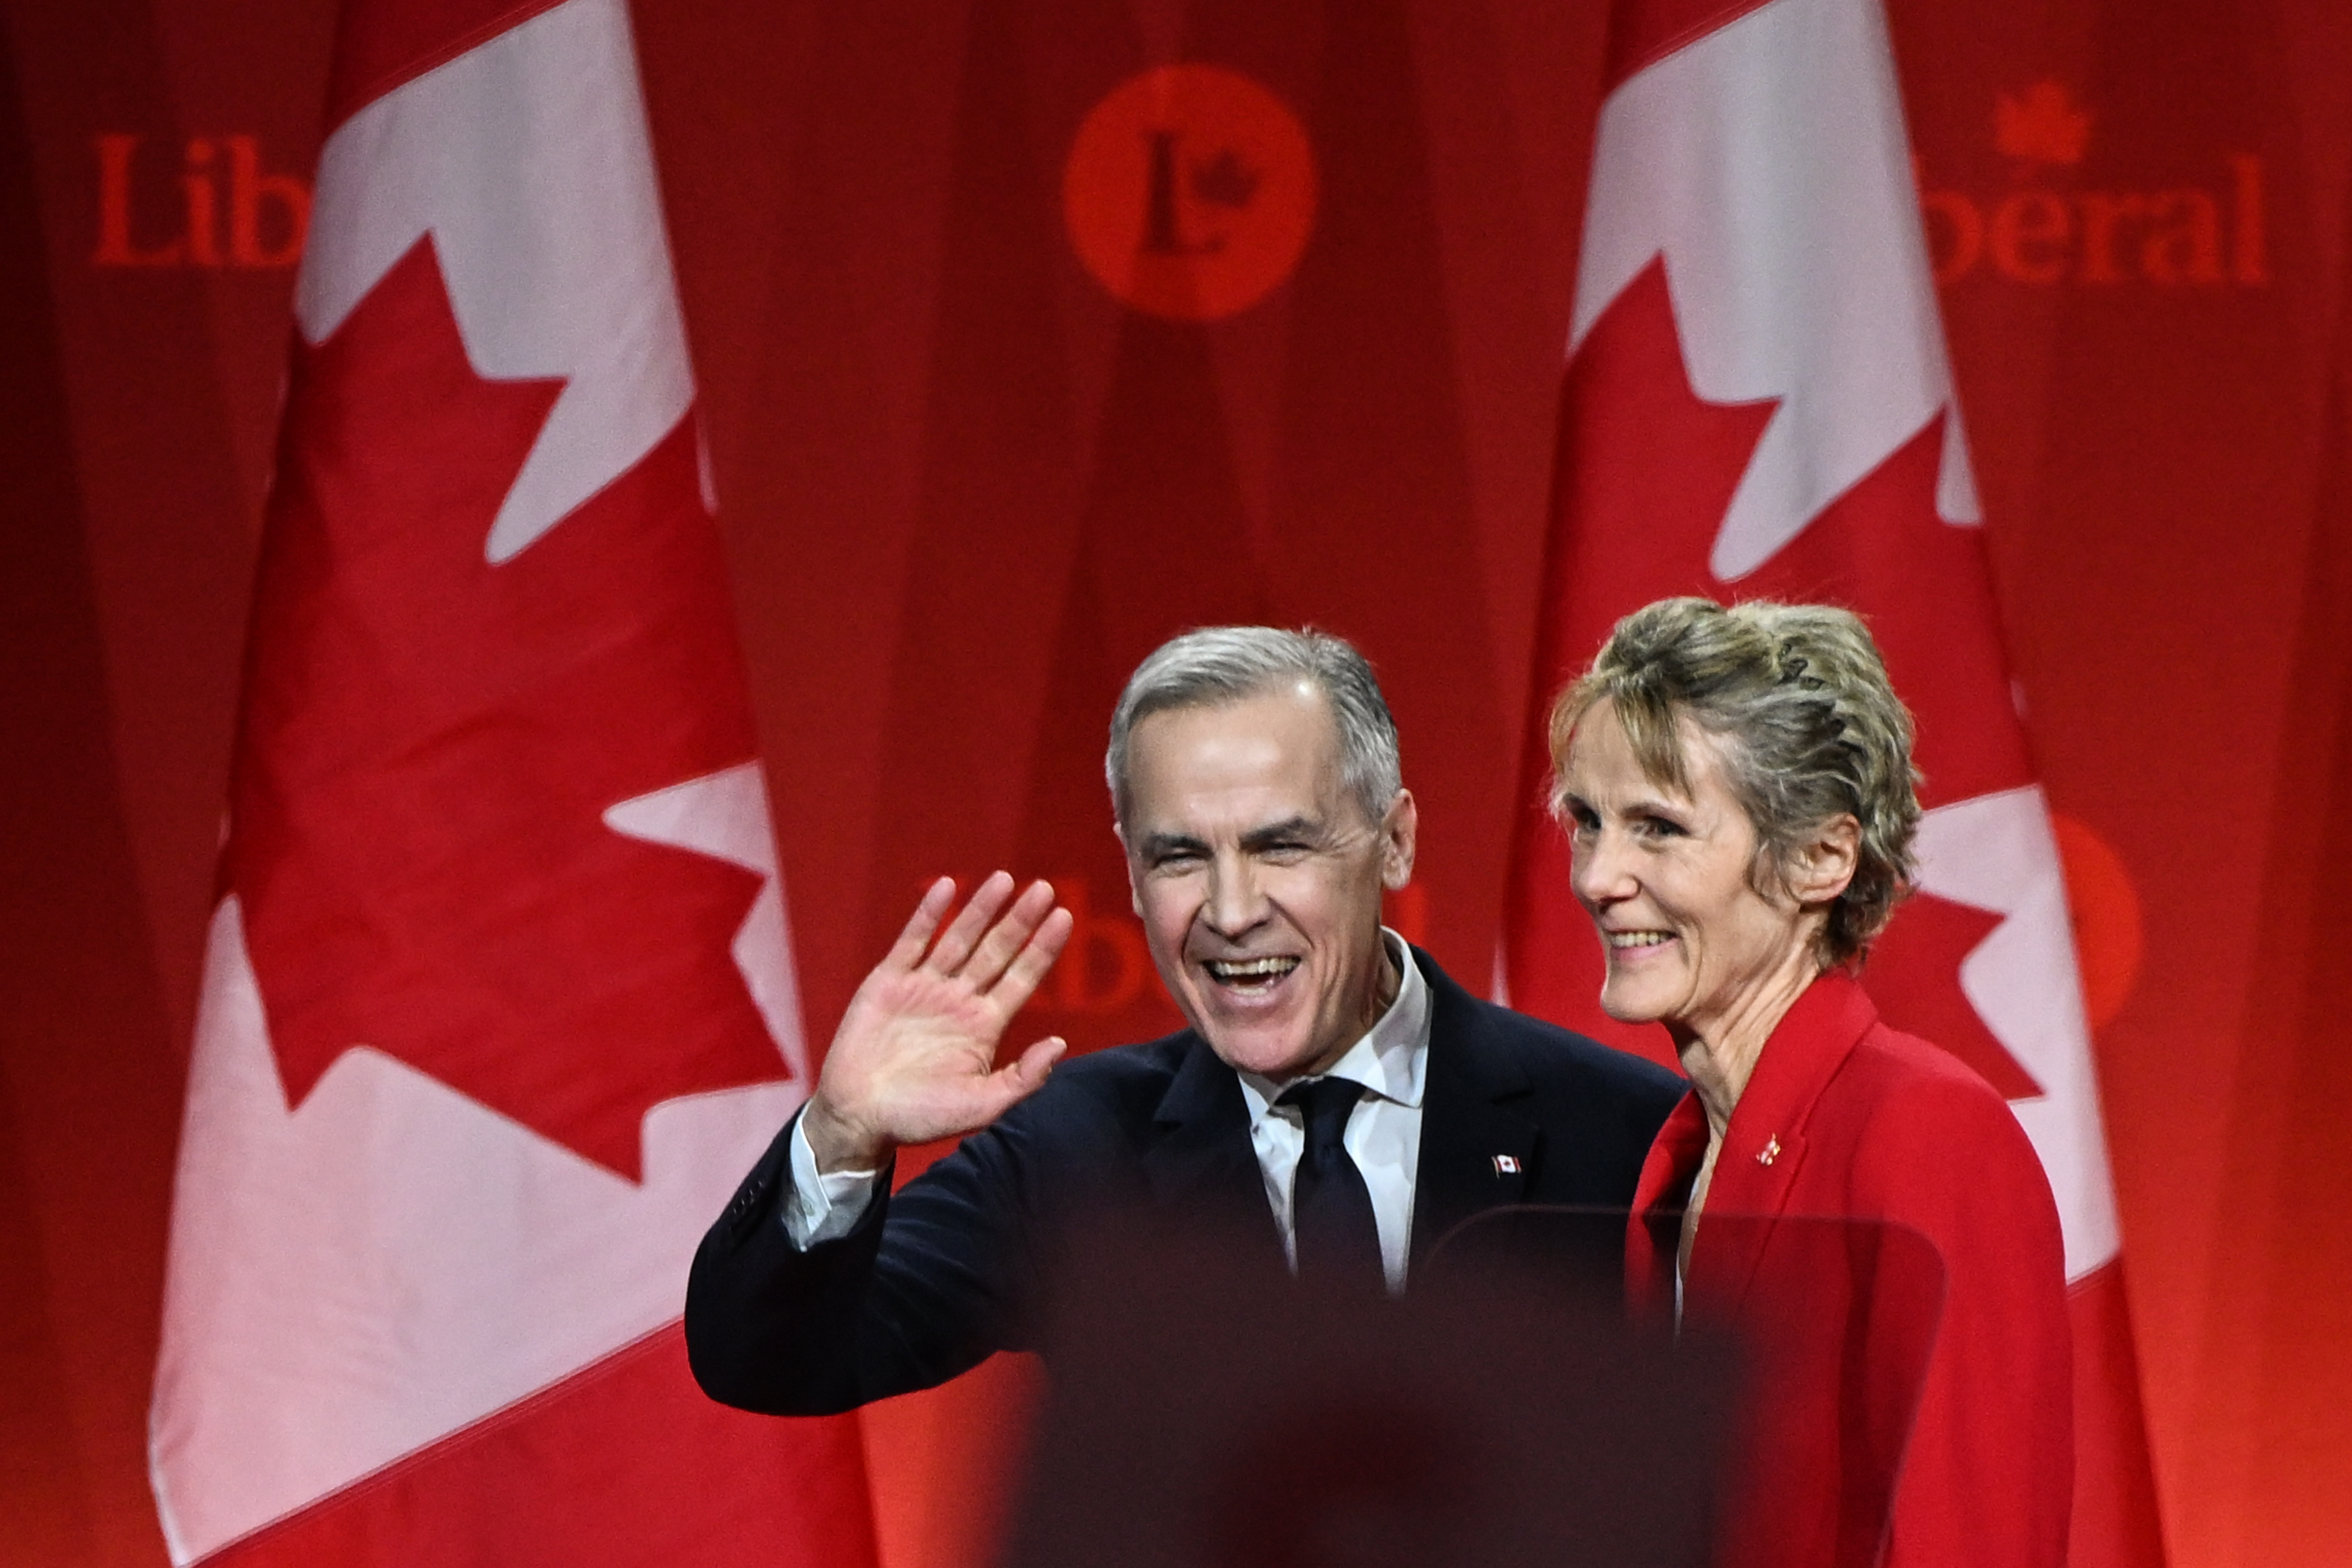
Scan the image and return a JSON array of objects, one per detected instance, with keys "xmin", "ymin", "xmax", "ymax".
[
  {"xmin": 801, "ymin": 1094, "xmax": 890, "ymax": 1175},
  {"xmin": 784, "ymin": 1111, "xmax": 884, "ymax": 1249}
]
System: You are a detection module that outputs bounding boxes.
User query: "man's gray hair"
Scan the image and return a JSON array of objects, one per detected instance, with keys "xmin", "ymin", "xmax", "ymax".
[{"xmin": 1106, "ymin": 627, "xmax": 1403, "ymax": 829}]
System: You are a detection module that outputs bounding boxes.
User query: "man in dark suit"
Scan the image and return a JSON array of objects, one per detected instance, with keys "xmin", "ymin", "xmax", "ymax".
[{"xmin": 686, "ymin": 628, "xmax": 1683, "ymax": 1416}]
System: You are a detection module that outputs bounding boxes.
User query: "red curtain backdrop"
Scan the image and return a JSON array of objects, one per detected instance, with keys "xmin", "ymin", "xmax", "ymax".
[{"xmin": 2, "ymin": 2, "xmax": 2347, "ymax": 1567}]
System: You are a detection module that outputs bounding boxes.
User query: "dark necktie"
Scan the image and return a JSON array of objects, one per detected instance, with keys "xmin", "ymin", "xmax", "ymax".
[{"xmin": 1279, "ymin": 1078, "xmax": 1385, "ymax": 1294}]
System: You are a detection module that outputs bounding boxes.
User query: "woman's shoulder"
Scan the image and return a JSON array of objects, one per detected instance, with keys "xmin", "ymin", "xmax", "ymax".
[
  {"xmin": 1820, "ymin": 1017, "xmax": 2051, "ymax": 1202},
  {"xmin": 1804, "ymin": 1014, "xmax": 2042, "ymax": 1176},
  {"xmin": 1837, "ymin": 1013, "xmax": 2019, "ymax": 1116}
]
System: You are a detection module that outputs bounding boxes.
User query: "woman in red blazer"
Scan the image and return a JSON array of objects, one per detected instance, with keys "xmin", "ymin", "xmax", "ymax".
[{"xmin": 1547, "ymin": 597, "xmax": 2071, "ymax": 1568}]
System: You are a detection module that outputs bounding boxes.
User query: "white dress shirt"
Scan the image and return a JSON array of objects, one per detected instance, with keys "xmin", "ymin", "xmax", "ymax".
[
  {"xmin": 1235, "ymin": 930, "xmax": 1428, "ymax": 1292},
  {"xmin": 781, "ymin": 930, "xmax": 1434, "ymax": 1294}
]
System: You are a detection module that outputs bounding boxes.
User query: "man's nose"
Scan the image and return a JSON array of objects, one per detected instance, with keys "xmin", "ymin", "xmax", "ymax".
[{"xmin": 1202, "ymin": 852, "xmax": 1268, "ymax": 937}]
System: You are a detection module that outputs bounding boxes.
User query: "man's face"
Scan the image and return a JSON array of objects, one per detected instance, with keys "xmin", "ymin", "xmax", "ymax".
[{"xmin": 1119, "ymin": 683, "xmax": 1416, "ymax": 1080}]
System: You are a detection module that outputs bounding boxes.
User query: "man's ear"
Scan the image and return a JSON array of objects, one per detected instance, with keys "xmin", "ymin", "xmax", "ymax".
[
  {"xmin": 1788, "ymin": 813, "xmax": 1861, "ymax": 907},
  {"xmin": 1114, "ymin": 823, "xmax": 1145, "ymax": 917},
  {"xmin": 1380, "ymin": 790, "xmax": 1419, "ymax": 891}
]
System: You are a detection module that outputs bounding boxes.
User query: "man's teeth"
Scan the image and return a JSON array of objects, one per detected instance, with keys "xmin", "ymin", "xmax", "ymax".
[
  {"xmin": 1606, "ymin": 931, "xmax": 1674, "ymax": 949},
  {"xmin": 1205, "ymin": 957, "xmax": 1302, "ymax": 983}
]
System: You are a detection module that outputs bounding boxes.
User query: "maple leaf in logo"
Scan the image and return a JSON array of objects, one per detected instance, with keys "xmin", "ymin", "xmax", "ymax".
[
  {"xmin": 227, "ymin": 238, "xmax": 781, "ymax": 1179},
  {"xmin": 1190, "ymin": 148, "xmax": 1261, "ymax": 210},
  {"xmin": 1994, "ymin": 81, "xmax": 2091, "ymax": 167},
  {"xmin": 1509, "ymin": 259, "xmax": 2039, "ymax": 1092}
]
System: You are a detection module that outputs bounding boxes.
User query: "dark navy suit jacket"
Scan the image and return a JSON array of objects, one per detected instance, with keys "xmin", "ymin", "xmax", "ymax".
[{"xmin": 684, "ymin": 948, "xmax": 1683, "ymax": 1416}]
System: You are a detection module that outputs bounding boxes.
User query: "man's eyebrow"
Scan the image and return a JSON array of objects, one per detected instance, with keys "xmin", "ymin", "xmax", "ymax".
[
  {"xmin": 1135, "ymin": 831, "xmax": 1209, "ymax": 858},
  {"xmin": 1238, "ymin": 815, "xmax": 1324, "ymax": 851}
]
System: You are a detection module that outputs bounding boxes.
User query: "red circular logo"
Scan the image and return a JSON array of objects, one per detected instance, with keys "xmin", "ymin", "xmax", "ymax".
[
  {"xmin": 1063, "ymin": 65, "xmax": 1317, "ymax": 322},
  {"xmin": 2051, "ymin": 812, "xmax": 2142, "ymax": 1029}
]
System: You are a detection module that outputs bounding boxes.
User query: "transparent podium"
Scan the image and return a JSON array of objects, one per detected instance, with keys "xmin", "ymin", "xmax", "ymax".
[{"xmin": 999, "ymin": 1206, "xmax": 1945, "ymax": 1568}]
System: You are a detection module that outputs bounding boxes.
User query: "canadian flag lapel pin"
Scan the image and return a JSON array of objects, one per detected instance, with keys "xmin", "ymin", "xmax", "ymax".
[{"xmin": 1492, "ymin": 1154, "xmax": 1522, "ymax": 1176}]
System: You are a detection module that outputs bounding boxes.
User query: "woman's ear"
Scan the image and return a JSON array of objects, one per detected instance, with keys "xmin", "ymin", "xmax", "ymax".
[{"xmin": 1789, "ymin": 814, "xmax": 1861, "ymax": 907}]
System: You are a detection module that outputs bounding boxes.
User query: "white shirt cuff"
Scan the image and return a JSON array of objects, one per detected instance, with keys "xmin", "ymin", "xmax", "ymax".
[{"xmin": 783, "ymin": 1109, "xmax": 884, "ymax": 1249}]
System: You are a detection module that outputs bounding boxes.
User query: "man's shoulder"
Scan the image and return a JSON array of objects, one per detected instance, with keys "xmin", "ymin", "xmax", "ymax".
[
  {"xmin": 1043, "ymin": 1030, "xmax": 1198, "ymax": 1091},
  {"xmin": 1466, "ymin": 1000, "xmax": 1687, "ymax": 1126},
  {"xmin": 995, "ymin": 1028, "xmax": 1205, "ymax": 1136},
  {"xmin": 1415, "ymin": 948, "xmax": 1683, "ymax": 1106}
]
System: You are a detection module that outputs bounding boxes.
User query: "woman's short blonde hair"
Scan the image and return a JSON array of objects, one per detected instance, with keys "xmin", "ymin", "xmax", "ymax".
[{"xmin": 1548, "ymin": 597, "xmax": 1922, "ymax": 968}]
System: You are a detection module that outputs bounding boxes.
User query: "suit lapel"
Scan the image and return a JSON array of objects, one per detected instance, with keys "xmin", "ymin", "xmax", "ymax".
[
  {"xmin": 1409, "ymin": 954, "xmax": 1541, "ymax": 1272},
  {"xmin": 1132, "ymin": 953, "xmax": 1565, "ymax": 1282},
  {"xmin": 1140, "ymin": 1034, "xmax": 1288, "ymax": 1271}
]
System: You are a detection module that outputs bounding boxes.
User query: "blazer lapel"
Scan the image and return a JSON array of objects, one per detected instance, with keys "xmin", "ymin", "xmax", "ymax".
[
  {"xmin": 1409, "ymin": 955, "xmax": 1541, "ymax": 1273},
  {"xmin": 1688, "ymin": 975, "xmax": 1877, "ymax": 1317},
  {"xmin": 1624, "ymin": 1094, "xmax": 1706, "ymax": 1318},
  {"xmin": 1140, "ymin": 1034, "xmax": 1288, "ymax": 1272}
]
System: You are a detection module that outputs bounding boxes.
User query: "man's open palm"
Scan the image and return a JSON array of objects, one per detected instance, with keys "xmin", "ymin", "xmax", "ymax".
[{"xmin": 803, "ymin": 873, "xmax": 1074, "ymax": 1171}]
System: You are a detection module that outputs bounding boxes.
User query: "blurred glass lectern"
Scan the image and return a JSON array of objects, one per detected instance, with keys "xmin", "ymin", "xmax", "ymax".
[{"xmin": 998, "ymin": 1206, "xmax": 1943, "ymax": 1568}]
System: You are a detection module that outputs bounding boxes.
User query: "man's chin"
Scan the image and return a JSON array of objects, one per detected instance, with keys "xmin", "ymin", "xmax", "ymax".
[{"xmin": 1198, "ymin": 1022, "xmax": 1325, "ymax": 1081}]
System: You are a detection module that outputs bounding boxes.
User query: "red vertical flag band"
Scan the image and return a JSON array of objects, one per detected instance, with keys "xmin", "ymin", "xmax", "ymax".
[
  {"xmin": 1504, "ymin": 0, "xmax": 2167, "ymax": 1563},
  {"xmin": 148, "ymin": 0, "xmax": 878, "ymax": 1563}
]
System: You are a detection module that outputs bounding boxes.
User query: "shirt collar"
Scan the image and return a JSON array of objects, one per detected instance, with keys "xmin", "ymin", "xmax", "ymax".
[{"xmin": 1237, "ymin": 930, "xmax": 1431, "ymax": 1120}]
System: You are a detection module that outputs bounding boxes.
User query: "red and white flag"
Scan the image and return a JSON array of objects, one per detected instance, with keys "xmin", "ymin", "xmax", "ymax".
[
  {"xmin": 1504, "ymin": 1, "xmax": 2165, "ymax": 1563},
  {"xmin": 148, "ymin": 1, "xmax": 876, "ymax": 1562}
]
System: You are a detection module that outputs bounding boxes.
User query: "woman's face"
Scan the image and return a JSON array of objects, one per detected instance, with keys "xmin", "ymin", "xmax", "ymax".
[{"xmin": 1555, "ymin": 699, "xmax": 1821, "ymax": 1045}]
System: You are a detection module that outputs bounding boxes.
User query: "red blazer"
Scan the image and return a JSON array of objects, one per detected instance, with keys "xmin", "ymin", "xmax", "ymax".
[{"xmin": 1629, "ymin": 973, "xmax": 2072, "ymax": 1568}]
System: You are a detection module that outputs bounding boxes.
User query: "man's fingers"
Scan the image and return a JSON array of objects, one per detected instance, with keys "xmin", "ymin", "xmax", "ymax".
[
  {"xmin": 962, "ymin": 880, "xmax": 1063, "ymax": 991},
  {"xmin": 991, "ymin": 905, "xmax": 1074, "ymax": 1010},
  {"xmin": 923, "ymin": 870, "xmax": 1015, "ymax": 974},
  {"xmin": 880, "ymin": 877, "xmax": 958, "ymax": 971}
]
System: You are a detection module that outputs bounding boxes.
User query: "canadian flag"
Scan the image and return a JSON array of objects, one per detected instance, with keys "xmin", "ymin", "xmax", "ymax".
[
  {"xmin": 1504, "ymin": 1, "xmax": 2166, "ymax": 1564},
  {"xmin": 147, "ymin": 0, "xmax": 877, "ymax": 1562}
]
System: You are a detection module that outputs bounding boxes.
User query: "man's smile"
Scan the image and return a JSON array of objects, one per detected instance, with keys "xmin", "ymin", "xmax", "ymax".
[{"xmin": 1201, "ymin": 955, "xmax": 1304, "ymax": 992}]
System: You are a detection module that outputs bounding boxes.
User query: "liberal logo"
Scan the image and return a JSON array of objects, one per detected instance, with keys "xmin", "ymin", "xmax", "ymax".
[
  {"xmin": 1062, "ymin": 64, "xmax": 1316, "ymax": 322},
  {"xmin": 1920, "ymin": 81, "xmax": 2266, "ymax": 289},
  {"xmin": 91, "ymin": 134, "xmax": 310, "ymax": 269}
]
